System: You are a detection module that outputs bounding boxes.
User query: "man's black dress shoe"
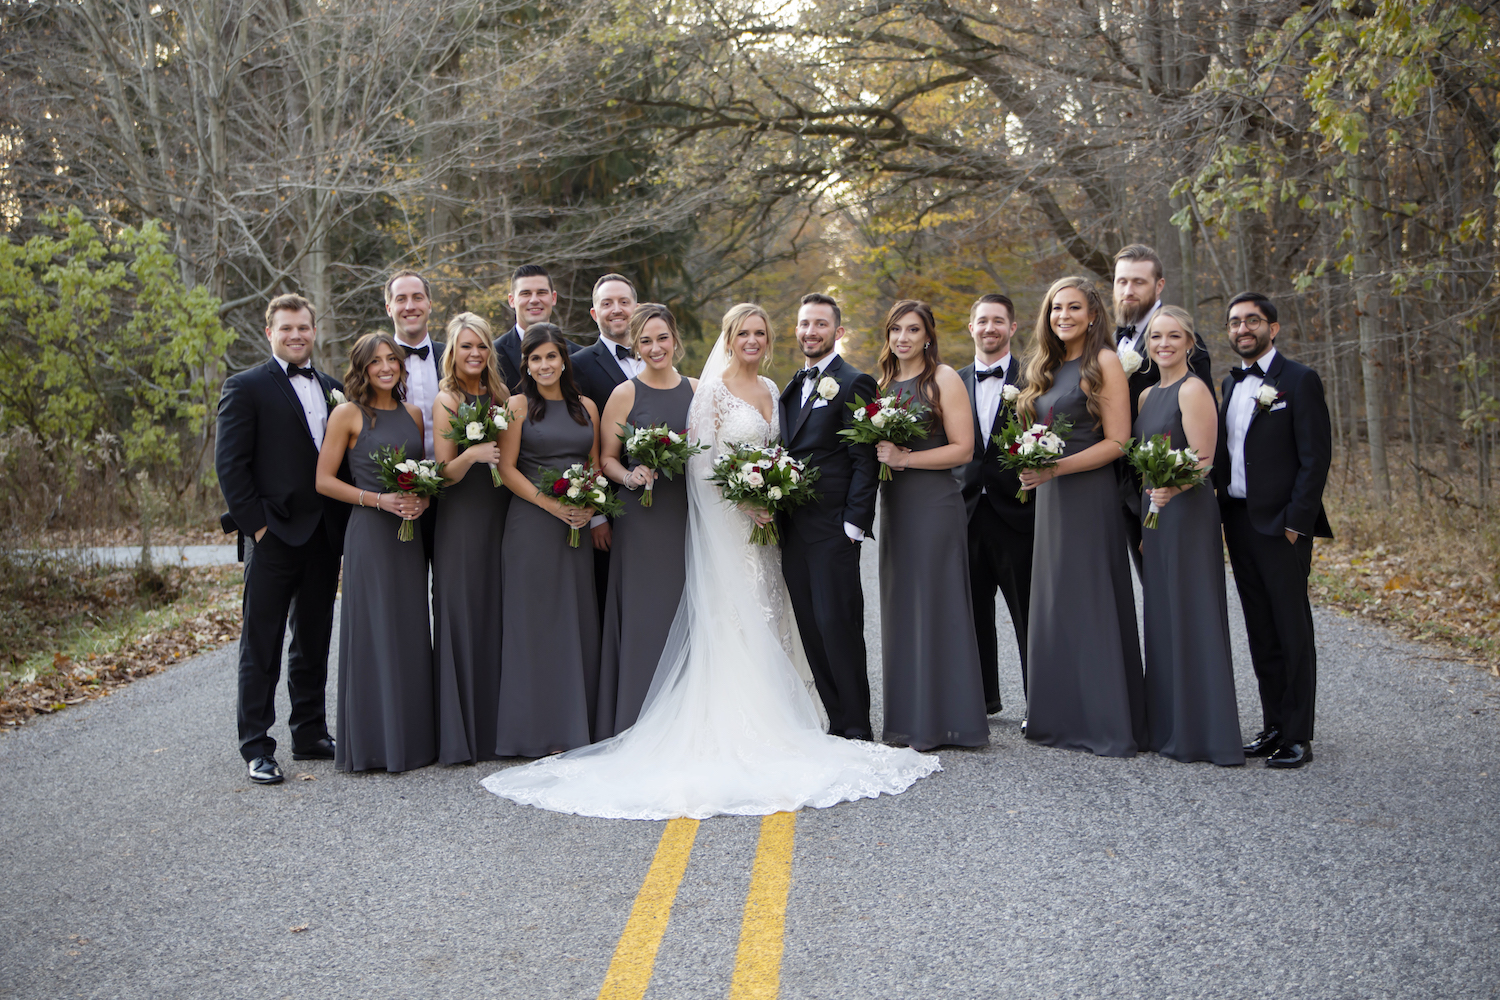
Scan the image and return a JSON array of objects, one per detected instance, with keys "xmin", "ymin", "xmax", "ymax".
[
  {"xmin": 1266, "ymin": 741, "xmax": 1313, "ymax": 769},
  {"xmin": 1243, "ymin": 728, "xmax": 1282, "ymax": 757},
  {"xmin": 292, "ymin": 737, "xmax": 336, "ymax": 761},
  {"xmin": 986, "ymin": 699, "xmax": 1003, "ymax": 716},
  {"xmin": 247, "ymin": 756, "xmax": 284, "ymax": 784}
]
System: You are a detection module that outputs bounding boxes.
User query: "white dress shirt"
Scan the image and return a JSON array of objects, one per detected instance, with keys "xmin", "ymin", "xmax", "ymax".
[
  {"xmin": 274, "ymin": 355, "xmax": 327, "ymax": 450},
  {"xmin": 1117, "ymin": 300, "xmax": 1162, "ymax": 358},
  {"xmin": 400, "ymin": 334, "xmax": 439, "ymax": 459},
  {"xmin": 1226, "ymin": 347, "xmax": 1276, "ymax": 499},
  {"xmin": 794, "ymin": 352, "xmax": 863, "ymax": 542},
  {"xmin": 972, "ymin": 352, "xmax": 1011, "ymax": 440}
]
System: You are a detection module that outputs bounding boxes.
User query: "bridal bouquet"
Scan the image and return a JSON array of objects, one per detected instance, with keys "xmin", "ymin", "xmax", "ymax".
[
  {"xmin": 618, "ymin": 423, "xmax": 706, "ymax": 507},
  {"xmin": 709, "ymin": 444, "xmax": 820, "ymax": 546},
  {"xmin": 536, "ymin": 462, "xmax": 624, "ymax": 547},
  {"xmin": 370, "ymin": 445, "xmax": 445, "ymax": 541},
  {"xmin": 440, "ymin": 397, "xmax": 509, "ymax": 486},
  {"xmin": 838, "ymin": 392, "xmax": 931, "ymax": 480},
  {"xmin": 993, "ymin": 410, "xmax": 1075, "ymax": 503},
  {"xmin": 1119, "ymin": 434, "xmax": 1212, "ymax": 529}
]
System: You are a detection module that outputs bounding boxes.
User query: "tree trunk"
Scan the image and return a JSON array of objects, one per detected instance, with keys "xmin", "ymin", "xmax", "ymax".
[{"xmin": 1348, "ymin": 149, "xmax": 1391, "ymax": 500}]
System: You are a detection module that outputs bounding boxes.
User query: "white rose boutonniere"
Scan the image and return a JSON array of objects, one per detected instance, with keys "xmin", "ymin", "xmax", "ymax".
[
  {"xmin": 1254, "ymin": 384, "xmax": 1284, "ymax": 412},
  {"xmin": 1001, "ymin": 384, "xmax": 1020, "ymax": 404},
  {"xmin": 1119, "ymin": 348, "xmax": 1143, "ymax": 377},
  {"xmin": 326, "ymin": 388, "xmax": 347, "ymax": 407},
  {"xmin": 816, "ymin": 376, "xmax": 839, "ymax": 400}
]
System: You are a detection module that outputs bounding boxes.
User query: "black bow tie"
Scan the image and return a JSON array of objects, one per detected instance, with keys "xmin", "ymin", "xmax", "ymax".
[
  {"xmin": 1115, "ymin": 325, "xmax": 1136, "ymax": 344},
  {"xmin": 615, "ymin": 344, "xmax": 632, "ymax": 361},
  {"xmin": 975, "ymin": 366, "xmax": 1005, "ymax": 382},
  {"xmin": 287, "ymin": 364, "xmax": 317, "ymax": 380},
  {"xmin": 403, "ymin": 344, "xmax": 430, "ymax": 361},
  {"xmin": 1230, "ymin": 363, "xmax": 1266, "ymax": 383}
]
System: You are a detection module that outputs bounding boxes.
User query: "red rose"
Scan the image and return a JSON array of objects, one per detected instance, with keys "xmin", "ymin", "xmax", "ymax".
[
  {"xmin": 1007, "ymin": 443, "xmax": 1021, "ymax": 455},
  {"xmin": 552, "ymin": 477, "xmax": 569, "ymax": 496},
  {"xmin": 864, "ymin": 402, "xmax": 880, "ymax": 417},
  {"xmin": 396, "ymin": 472, "xmax": 415, "ymax": 490},
  {"xmin": 658, "ymin": 436, "xmax": 672, "ymax": 445}
]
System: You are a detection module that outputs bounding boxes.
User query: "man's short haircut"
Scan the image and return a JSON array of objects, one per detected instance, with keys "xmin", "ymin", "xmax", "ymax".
[
  {"xmin": 592, "ymin": 272, "xmax": 637, "ymax": 304},
  {"xmin": 799, "ymin": 292, "xmax": 841, "ymax": 329},
  {"xmin": 511, "ymin": 263, "xmax": 553, "ymax": 291},
  {"xmin": 1113, "ymin": 244, "xmax": 1164, "ymax": 283},
  {"xmin": 265, "ymin": 292, "xmax": 316, "ymax": 329},
  {"xmin": 1227, "ymin": 291, "xmax": 1278, "ymax": 324},
  {"xmin": 384, "ymin": 269, "xmax": 431, "ymax": 304},
  {"xmin": 970, "ymin": 293, "xmax": 1015, "ymax": 323}
]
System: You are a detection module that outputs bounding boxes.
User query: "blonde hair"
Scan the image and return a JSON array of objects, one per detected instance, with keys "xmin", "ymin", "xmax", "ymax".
[
  {"xmin": 719, "ymin": 303, "xmax": 774, "ymax": 371},
  {"xmin": 1146, "ymin": 304, "xmax": 1195, "ymax": 338},
  {"xmin": 629, "ymin": 303, "xmax": 685, "ymax": 363},
  {"xmin": 439, "ymin": 312, "xmax": 508, "ymax": 402}
]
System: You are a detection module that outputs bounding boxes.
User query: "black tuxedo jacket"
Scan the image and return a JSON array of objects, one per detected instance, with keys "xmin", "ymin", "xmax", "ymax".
[
  {"xmin": 1213, "ymin": 350, "xmax": 1333, "ymax": 538},
  {"xmin": 497, "ymin": 326, "xmax": 584, "ymax": 394},
  {"xmin": 956, "ymin": 361, "xmax": 1036, "ymax": 531},
  {"xmin": 572, "ymin": 336, "xmax": 631, "ymax": 414},
  {"xmin": 215, "ymin": 359, "xmax": 352, "ymax": 555},
  {"xmin": 777, "ymin": 355, "xmax": 880, "ymax": 543},
  {"xmin": 1125, "ymin": 330, "xmax": 1216, "ymax": 420}
]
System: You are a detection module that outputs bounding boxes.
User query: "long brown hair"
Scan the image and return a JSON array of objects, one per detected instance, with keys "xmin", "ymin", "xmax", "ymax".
[
  {"xmin": 629, "ymin": 303, "xmax": 685, "ymax": 363},
  {"xmin": 342, "ymin": 332, "xmax": 407, "ymax": 424},
  {"xmin": 518, "ymin": 323, "xmax": 589, "ymax": 426},
  {"xmin": 440, "ymin": 312, "xmax": 508, "ymax": 402},
  {"xmin": 877, "ymin": 299, "xmax": 943, "ymax": 421},
  {"xmin": 1017, "ymin": 277, "xmax": 1112, "ymax": 428}
]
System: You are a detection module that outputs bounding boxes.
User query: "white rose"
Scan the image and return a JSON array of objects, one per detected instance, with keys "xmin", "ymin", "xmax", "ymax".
[
  {"xmin": 590, "ymin": 490, "xmax": 605, "ymax": 503},
  {"xmin": 870, "ymin": 411, "xmax": 889, "ymax": 429},
  {"xmin": 1019, "ymin": 440, "xmax": 1038, "ymax": 455},
  {"xmin": 1120, "ymin": 348, "xmax": 1143, "ymax": 376},
  {"xmin": 746, "ymin": 471, "xmax": 765, "ymax": 487},
  {"xmin": 396, "ymin": 460, "xmax": 416, "ymax": 473},
  {"xmin": 596, "ymin": 476, "xmax": 608, "ymax": 487},
  {"xmin": 566, "ymin": 485, "xmax": 582, "ymax": 499},
  {"xmin": 1256, "ymin": 385, "xmax": 1279, "ymax": 407},
  {"xmin": 1001, "ymin": 384, "xmax": 1020, "ymax": 403},
  {"xmin": 817, "ymin": 376, "xmax": 839, "ymax": 400},
  {"xmin": 788, "ymin": 468, "xmax": 800, "ymax": 483},
  {"xmin": 768, "ymin": 486, "xmax": 783, "ymax": 501},
  {"xmin": 465, "ymin": 421, "xmax": 484, "ymax": 441},
  {"xmin": 668, "ymin": 431, "xmax": 681, "ymax": 443},
  {"xmin": 329, "ymin": 389, "xmax": 347, "ymax": 406}
]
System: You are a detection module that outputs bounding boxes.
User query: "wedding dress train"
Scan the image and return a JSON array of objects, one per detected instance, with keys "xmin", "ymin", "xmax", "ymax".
[{"xmin": 480, "ymin": 365, "xmax": 939, "ymax": 820}]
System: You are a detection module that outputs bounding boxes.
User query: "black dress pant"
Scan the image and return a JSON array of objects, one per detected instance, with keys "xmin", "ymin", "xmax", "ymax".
[
  {"xmin": 1222, "ymin": 501, "xmax": 1318, "ymax": 741},
  {"xmin": 237, "ymin": 528, "xmax": 340, "ymax": 761},
  {"xmin": 781, "ymin": 519, "xmax": 873, "ymax": 740},
  {"xmin": 967, "ymin": 501, "xmax": 1033, "ymax": 713}
]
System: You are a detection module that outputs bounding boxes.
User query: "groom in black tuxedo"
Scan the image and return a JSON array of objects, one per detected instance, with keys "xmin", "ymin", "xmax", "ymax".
[
  {"xmin": 779, "ymin": 293, "xmax": 880, "ymax": 741},
  {"xmin": 1214, "ymin": 291, "xmax": 1332, "ymax": 769},
  {"xmin": 216, "ymin": 294, "xmax": 350, "ymax": 785},
  {"xmin": 956, "ymin": 294, "xmax": 1033, "ymax": 716}
]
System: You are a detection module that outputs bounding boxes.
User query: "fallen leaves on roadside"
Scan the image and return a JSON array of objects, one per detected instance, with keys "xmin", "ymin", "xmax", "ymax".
[{"xmin": 289, "ymin": 923, "xmax": 310, "ymax": 933}]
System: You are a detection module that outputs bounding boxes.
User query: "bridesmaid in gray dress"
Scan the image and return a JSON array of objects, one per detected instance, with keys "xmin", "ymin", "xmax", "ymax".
[
  {"xmin": 1017, "ymin": 277, "xmax": 1146, "ymax": 757},
  {"xmin": 1136, "ymin": 307, "xmax": 1244, "ymax": 765},
  {"xmin": 494, "ymin": 324, "xmax": 603, "ymax": 757},
  {"xmin": 596, "ymin": 304, "xmax": 696, "ymax": 738},
  {"xmin": 315, "ymin": 332, "xmax": 436, "ymax": 773},
  {"xmin": 431, "ymin": 314, "xmax": 511, "ymax": 765},
  {"xmin": 871, "ymin": 301, "xmax": 988, "ymax": 751}
]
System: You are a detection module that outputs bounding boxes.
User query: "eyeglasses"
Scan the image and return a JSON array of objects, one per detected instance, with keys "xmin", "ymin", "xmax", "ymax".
[{"xmin": 1228, "ymin": 316, "xmax": 1267, "ymax": 331}]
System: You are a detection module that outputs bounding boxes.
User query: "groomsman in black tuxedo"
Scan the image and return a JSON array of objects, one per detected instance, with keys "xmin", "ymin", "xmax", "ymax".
[
  {"xmin": 495, "ymin": 263, "xmax": 579, "ymax": 391},
  {"xmin": 216, "ymin": 294, "xmax": 350, "ymax": 784},
  {"xmin": 385, "ymin": 269, "xmax": 445, "ymax": 557},
  {"xmin": 956, "ymin": 294, "xmax": 1033, "ymax": 715},
  {"xmin": 1112, "ymin": 244, "xmax": 1215, "ymax": 571},
  {"xmin": 1214, "ymin": 291, "xmax": 1332, "ymax": 769},
  {"xmin": 779, "ymin": 293, "xmax": 880, "ymax": 741}
]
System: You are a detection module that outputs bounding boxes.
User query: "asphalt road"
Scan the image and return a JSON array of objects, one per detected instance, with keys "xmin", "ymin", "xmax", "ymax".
[{"xmin": 3, "ymin": 545, "xmax": 1498, "ymax": 1000}]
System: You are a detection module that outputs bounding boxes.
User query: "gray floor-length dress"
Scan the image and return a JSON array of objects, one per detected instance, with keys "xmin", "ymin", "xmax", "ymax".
[
  {"xmin": 336, "ymin": 404, "xmax": 437, "ymax": 773},
  {"xmin": 495, "ymin": 397, "xmax": 599, "ymax": 757},
  {"xmin": 878, "ymin": 377, "xmax": 989, "ymax": 751},
  {"xmin": 434, "ymin": 392, "xmax": 511, "ymax": 765},
  {"xmin": 1026, "ymin": 357, "xmax": 1147, "ymax": 757},
  {"xmin": 596, "ymin": 377, "xmax": 694, "ymax": 739},
  {"xmin": 1135, "ymin": 379, "xmax": 1244, "ymax": 765}
]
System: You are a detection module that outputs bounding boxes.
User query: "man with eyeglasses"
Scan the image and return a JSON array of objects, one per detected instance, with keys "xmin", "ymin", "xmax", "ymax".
[{"xmin": 1214, "ymin": 291, "xmax": 1332, "ymax": 769}]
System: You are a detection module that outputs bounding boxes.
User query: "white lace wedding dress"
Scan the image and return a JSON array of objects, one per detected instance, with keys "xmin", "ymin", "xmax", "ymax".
[{"xmin": 480, "ymin": 366, "xmax": 940, "ymax": 820}]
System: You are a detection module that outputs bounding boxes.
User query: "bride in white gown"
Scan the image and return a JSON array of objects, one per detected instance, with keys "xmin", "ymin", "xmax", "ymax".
[{"xmin": 481, "ymin": 303, "xmax": 939, "ymax": 820}]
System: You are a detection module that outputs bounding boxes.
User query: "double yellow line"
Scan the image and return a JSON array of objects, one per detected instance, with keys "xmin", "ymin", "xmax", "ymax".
[{"xmin": 597, "ymin": 812, "xmax": 797, "ymax": 1000}]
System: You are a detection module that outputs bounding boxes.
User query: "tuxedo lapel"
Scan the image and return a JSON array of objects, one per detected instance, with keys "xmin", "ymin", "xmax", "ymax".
[
  {"xmin": 961, "ymin": 366, "xmax": 983, "ymax": 456},
  {"xmin": 777, "ymin": 378, "xmax": 798, "ymax": 445},
  {"xmin": 268, "ymin": 360, "xmax": 318, "ymax": 451},
  {"xmin": 792, "ymin": 355, "xmax": 841, "ymax": 442},
  {"xmin": 1246, "ymin": 351, "xmax": 1286, "ymax": 434}
]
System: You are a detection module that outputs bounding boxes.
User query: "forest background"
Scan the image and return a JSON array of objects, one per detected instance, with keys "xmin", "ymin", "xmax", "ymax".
[{"xmin": 0, "ymin": 0, "xmax": 1496, "ymax": 707}]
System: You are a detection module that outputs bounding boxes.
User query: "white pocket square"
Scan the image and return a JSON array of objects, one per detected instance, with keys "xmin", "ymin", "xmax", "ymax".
[
  {"xmin": 811, "ymin": 399, "xmax": 829, "ymax": 409},
  {"xmin": 1270, "ymin": 401, "xmax": 1288, "ymax": 412}
]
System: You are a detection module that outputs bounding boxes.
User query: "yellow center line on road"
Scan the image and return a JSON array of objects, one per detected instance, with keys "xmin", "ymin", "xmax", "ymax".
[
  {"xmin": 597, "ymin": 817, "xmax": 701, "ymax": 1000},
  {"xmin": 728, "ymin": 811, "xmax": 797, "ymax": 1000}
]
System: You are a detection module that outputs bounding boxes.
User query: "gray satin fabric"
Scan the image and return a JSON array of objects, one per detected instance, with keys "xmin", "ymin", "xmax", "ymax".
[
  {"xmin": 1025, "ymin": 358, "xmax": 1147, "ymax": 757},
  {"xmin": 596, "ymin": 377, "xmax": 694, "ymax": 739},
  {"xmin": 1136, "ymin": 379, "xmax": 1244, "ymax": 765},
  {"xmin": 434, "ymin": 393, "xmax": 511, "ymax": 764},
  {"xmin": 495, "ymin": 399, "xmax": 599, "ymax": 757},
  {"xmin": 336, "ymin": 405, "xmax": 437, "ymax": 772},
  {"xmin": 877, "ymin": 378, "xmax": 989, "ymax": 750}
]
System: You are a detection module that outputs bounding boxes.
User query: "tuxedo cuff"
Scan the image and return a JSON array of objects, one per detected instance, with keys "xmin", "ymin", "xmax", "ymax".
[
  {"xmin": 588, "ymin": 514, "xmax": 607, "ymax": 528},
  {"xmin": 843, "ymin": 521, "xmax": 865, "ymax": 542}
]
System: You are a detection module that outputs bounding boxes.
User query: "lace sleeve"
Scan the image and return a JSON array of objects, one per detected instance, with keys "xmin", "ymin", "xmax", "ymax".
[{"xmin": 686, "ymin": 376, "xmax": 727, "ymax": 471}]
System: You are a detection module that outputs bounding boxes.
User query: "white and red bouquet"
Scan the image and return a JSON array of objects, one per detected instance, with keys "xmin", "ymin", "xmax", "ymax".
[
  {"xmin": 1119, "ymin": 434, "xmax": 1212, "ymax": 529},
  {"xmin": 708, "ymin": 443, "xmax": 820, "ymax": 546},
  {"xmin": 370, "ymin": 444, "xmax": 445, "ymax": 541},
  {"xmin": 619, "ymin": 423, "xmax": 707, "ymax": 507},
  {"xmin": 535, "ymin": 462, "xmax": 624, "ymax": 547},
  {"xmin": 993, "ymin": 410, "xmax": 1075, "ymax": 504},
  {"xmin": 838, "ymin": 392, "xmax": 931, "ymax": 480},
  {"xmin": 440, "ymin": 397, "xmax": 509, "ymax": 486}
]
